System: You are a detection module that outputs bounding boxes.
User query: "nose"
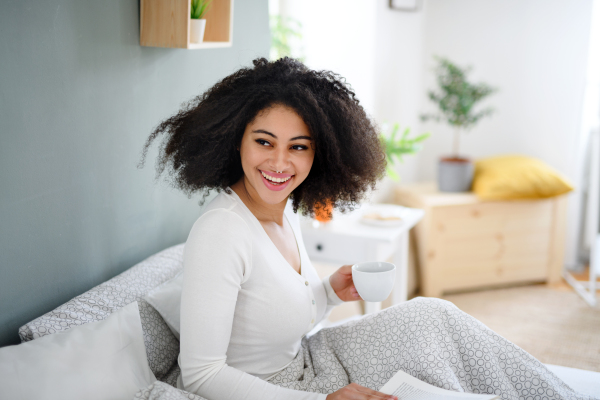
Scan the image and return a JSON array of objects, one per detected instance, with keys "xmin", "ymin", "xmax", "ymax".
[{"xmin": 270, "ymin": 146, "xmax": 290, "ymax": 172}]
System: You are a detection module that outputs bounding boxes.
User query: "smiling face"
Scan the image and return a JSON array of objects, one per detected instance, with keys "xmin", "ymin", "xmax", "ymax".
[{"xmin": 237, "ymin": 104, "xmax": 314, "ymax": 206}]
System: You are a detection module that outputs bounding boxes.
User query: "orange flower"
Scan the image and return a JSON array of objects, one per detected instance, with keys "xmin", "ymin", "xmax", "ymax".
[{"xmin": 314, "ymin": 200, "xmax": 333, "ymax": 223}]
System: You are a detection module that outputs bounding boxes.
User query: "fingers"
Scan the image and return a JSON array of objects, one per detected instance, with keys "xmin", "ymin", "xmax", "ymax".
[
  {"xmin": 348, "ymin": 383, "xmax": 397, "ymax": 399},
  {"xmin": 339, "ymin": 264, "xmax": 354, "ymax": 275},
  {"xmin": 341, "ymin": 265, "xmax": 361, "ymax": 300}
]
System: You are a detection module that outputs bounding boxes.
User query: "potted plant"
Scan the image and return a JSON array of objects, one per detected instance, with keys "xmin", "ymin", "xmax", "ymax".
[
  {"xmin": 190, "ymin": 0, "xmax": 212, "ymax": 43},
  {"xmin": 380, "ymin": 123, "xmax": 429, "ymax": 181},
  {"xmin": 421, "ymin": 57, "xmax": 497, "ymax": 192}
]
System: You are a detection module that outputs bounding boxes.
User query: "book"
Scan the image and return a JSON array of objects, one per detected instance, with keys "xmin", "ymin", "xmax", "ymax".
[{"xmin": 380, "ymin": 370, "xmax": 499, "ymax": 400}]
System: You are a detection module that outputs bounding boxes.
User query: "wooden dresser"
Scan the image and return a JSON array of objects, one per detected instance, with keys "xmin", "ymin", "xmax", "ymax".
[{"xmin": 394, "ymin": 182, "xmax": 568, "ymax": 297}]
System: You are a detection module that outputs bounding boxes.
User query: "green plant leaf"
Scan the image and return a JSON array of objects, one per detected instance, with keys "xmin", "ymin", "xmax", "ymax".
[
  {"xmin": 379, "ymin": 124, "xmax": 429, "ymax": 180},
  {"xmin": 191, "ymin": 0, "xmax": 212, "ymax": 19},
  {"xmin": 386, "ymin": 164, "xmax": 400, "ymax": 181}
]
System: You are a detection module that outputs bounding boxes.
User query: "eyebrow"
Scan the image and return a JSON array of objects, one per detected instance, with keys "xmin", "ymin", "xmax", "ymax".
[{"xmin": 252, "ymin": 129, "xmax": 312, "ymax": 141}]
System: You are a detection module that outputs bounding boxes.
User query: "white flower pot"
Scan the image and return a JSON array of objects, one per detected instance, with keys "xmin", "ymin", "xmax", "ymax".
[{"xmin": 190, "ymin": 19, "xmax": 206, "ymax": 43}]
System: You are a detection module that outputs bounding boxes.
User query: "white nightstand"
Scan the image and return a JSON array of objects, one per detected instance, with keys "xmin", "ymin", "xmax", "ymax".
[{"xmin": 300, "ymin": 204, "xmax": 424, "ymax": 314}]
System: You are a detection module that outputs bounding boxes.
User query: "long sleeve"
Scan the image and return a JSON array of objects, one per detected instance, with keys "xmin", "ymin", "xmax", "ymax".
[
  {"xmin": 317, "ymin": 275, "xmax": 344, "ymax": 324},
  {"xmin": 322, "ymin": 275, "xmax": 344, "ymax": 306},
  {"xmin": 179, "ymin": 209, "xmax": 327, "ymax": 400}
]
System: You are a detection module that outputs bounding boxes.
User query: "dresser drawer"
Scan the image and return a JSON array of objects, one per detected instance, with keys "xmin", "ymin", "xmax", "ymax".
[{"xmin": 432, "ymin": 200, "xmax": 554, "ymax": 235}]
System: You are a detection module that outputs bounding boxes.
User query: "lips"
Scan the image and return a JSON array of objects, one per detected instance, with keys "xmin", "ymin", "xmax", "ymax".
[{"xmin": 259, "ymin": 170, "xmax": 294, "ymax": 192}]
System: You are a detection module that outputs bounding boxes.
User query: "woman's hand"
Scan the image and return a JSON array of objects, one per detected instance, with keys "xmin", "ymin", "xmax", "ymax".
[
  {"xmin": 329, "ymin": 265, "xmax": 361, "ymax": 302},
  {"xmin": 326, "ymin": 383, "xmax": 397, "ymax": 400}
]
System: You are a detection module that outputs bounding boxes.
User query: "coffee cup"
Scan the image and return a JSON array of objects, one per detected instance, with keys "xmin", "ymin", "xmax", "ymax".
[{"xmin": 351, "ymin": 262, "xmax": 396, "ymax": 302}]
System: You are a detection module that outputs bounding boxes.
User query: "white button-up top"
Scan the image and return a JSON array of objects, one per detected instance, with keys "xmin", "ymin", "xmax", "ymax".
[{"xmin": 178, "ymin": 190, "xmax": 343, "ymax": 400}]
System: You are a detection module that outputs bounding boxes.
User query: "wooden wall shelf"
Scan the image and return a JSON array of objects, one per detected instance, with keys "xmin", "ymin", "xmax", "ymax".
[{"xmin": 140, "ymin": 0, "xmax": 233, "ymax": 49}]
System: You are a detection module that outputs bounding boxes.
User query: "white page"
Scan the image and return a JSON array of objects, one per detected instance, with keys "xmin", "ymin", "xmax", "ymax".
[{"xmin": 380, "ymin": 370, "xmax": 497, "ymax": 400}]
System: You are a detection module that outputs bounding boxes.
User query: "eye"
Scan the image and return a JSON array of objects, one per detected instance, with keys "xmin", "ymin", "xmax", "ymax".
[
  {"xmin": 291, "ymin": 144, "xmax": 309, "ymax": 151},
  {"xmin": 255, "ymin": 139, "xmax": 271, "ymax": 146}
]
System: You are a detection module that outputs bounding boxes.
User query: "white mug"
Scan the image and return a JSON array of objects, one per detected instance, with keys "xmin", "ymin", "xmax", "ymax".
[{"xmin": 351, "ymin": 262, "xmax": 396, "ymax": 302}]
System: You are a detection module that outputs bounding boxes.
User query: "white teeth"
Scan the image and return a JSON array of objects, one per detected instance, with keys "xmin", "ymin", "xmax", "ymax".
[{"xmin": 261, "ymin": 171, "xmax": 291, "ymax": 183}]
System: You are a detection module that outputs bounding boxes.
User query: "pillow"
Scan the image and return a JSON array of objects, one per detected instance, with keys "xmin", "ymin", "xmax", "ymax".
[
  {"xmin": 160, "ymin": 362, "xmax": 182, "ymax": 388},
  {"xmin": 144, "ymin": 272, "xmax": 184, "ymax": 339},
  {"xmin": 472, "ymin": 155, "xmax": 574, "ymax": 200},
  {"xmin": 138, "ymin": 299, "xmax": 181, "ymax": 377},
  {"xmin": 0, "ymin": 301, "xmax": 156, "ymax": 400},
  {"xmin": 18, "ymin": 243, "xmax": 185, "ymax": 379}
]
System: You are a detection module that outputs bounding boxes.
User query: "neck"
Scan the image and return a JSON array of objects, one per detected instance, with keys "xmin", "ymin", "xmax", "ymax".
[{"xmin": 231, "ymin": 177, "xmax": 287, "ymax": 226}]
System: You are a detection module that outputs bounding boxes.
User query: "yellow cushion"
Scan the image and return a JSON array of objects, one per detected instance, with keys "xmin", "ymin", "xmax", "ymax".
[{"xmin": 473, "ymin": 155, "xmax": 574, "ymax": 200}]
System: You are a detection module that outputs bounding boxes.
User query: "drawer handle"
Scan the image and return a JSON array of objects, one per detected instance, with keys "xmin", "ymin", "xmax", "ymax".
[{"xmin": 316, "ymin": 244, "xmax": 323, "ymax": 252}]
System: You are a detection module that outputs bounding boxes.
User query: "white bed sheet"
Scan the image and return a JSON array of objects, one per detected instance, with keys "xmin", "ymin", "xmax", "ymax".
[{"xmin": 545, "ymin": 364, "xmax": 600, "ymax": 397}]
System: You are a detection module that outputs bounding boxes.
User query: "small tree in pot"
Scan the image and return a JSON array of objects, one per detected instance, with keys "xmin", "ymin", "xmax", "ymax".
[{"xmin": 421, "ymin": 57, "xmax": 497, "ymax": 192}]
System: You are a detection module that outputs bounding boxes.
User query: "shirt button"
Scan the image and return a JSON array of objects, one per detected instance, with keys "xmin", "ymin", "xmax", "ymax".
[
  {"xmin": 311, "ymin": 319, "xmax": 314, "ymax": 323},
  {"xmin": 305, "ymin": 281, "xmax": 309, "ymax": 286},
  {"xmin": 312, "ymin": 300, "xmax": 315, "ymax": 304}
]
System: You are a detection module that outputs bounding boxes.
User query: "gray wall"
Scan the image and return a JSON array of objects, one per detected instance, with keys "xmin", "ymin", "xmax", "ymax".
[{"xmin": 0, "ymin": 0, "xmax": 270, "ymax": 347}]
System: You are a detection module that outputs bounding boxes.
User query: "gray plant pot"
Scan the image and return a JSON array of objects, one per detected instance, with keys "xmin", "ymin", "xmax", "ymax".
[{"xmin": 437, "ymin": 157, "xmax": 474, "ymax": 192}]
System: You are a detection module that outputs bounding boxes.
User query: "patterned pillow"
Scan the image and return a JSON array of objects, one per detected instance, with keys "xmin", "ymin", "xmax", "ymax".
[
  {"xmin": 138, "ymin": 299, "xmax": 181, "ymax": 378},
  {"xmin": 18, "ymin": 243, "xmax": 185, "ymax": 380},
  {"xmin": 160, "ymin": 361, "xmax": 181, "ymax": 387}
]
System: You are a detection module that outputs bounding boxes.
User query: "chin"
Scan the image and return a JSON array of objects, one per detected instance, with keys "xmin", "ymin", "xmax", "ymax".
[{"xmin": 257, "ymin": 185, "xmax": 294, "ymax": 205}]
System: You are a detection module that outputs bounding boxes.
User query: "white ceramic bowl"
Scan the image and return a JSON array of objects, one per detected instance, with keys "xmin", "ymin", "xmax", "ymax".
[{"xmin": 351, "ymin": 262, "xmax": 396, "ymax": 302}]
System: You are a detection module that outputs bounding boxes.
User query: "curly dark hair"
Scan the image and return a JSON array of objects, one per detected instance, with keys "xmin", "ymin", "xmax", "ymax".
[{"xmin": 139, "ymin": 57, "xmax": 386, "ymax": 216}]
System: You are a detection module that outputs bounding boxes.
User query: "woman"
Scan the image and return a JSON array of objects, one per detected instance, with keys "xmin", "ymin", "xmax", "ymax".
[{"xmin": 140, "ymin": 58, "xmax": 593, "ymax": 400}]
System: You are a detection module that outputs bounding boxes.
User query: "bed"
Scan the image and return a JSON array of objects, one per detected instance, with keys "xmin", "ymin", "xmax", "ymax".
[{"xmin": 2, "ymin": 243, "xmax": 598, "ymax": 399}]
